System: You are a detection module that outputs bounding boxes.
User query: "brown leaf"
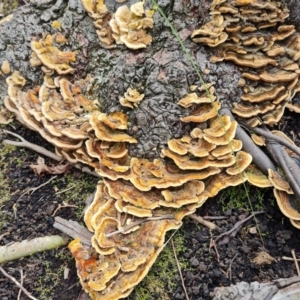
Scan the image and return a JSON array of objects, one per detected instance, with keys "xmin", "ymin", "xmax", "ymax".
[{"xmin": 29, "ymin": 161, "xmax": 71, "ymax": 175}]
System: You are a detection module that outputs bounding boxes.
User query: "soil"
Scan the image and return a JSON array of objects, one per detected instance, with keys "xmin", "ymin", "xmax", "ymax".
[{"xmin": 1, "ymin": 1, "xmax": 300, "ymax": 300}]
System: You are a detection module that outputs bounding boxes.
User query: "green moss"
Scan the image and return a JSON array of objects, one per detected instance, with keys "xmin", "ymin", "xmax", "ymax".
[
  {"xmin": 129, "ymin": 230, "xmax": 190, "ymax": 300},
  {"xmin": 218, "ymin": 183, "xmax": 267, "ymax": 212},
  {"xmin": 0, "ymin": 0, "xmax": 21, "ymax": 17},
  {"xmin": 53, "ymin": 172, "xmax": 98, "ymax": 219},
  {"xmin": 34, "ymin": 250, "xmax": 71, "ymax": 300},
  {"xmin": 0, "ymin": 144, "xmax": 17, "ymax": 230}
]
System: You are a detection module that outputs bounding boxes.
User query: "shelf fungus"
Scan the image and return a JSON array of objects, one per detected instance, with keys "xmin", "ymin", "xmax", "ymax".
[
  {"xmin": 81, "ymin": 0, "xmax": 154, "ymax": 49},
  {"xmin": 192, "ymin": 0, "xmax": 300, "ymax": 127},
  {"xmin": 119, "ymin": 87, "xmax": 145, "ymax": 109},
  {"xmin": 3, "ymin": 1, "xmax": 300, "ymax": 299}
]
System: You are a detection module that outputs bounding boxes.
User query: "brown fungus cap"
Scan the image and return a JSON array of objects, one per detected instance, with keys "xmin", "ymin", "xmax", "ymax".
[
  {"xmin": 268, "ymin": 169, "xmax": 293, "ymax": 194},
  {"xmin": 203, "ymin": 120, "xmax": 238, "ymax": 145},
  {"xmin": 167, "ymin": 137, "xmax": 215, "ymax": 158},
  {"xmin": 90, "ymin": 112, "xmax": 137, "ymax": 143},
  {"xmin": 31, "ymin": 35, "xmax": 76, "ymax": 75},
  {"xmin": 224, "ymin": 52, "xmax": 277, "ymax": 68},
  {"xmin": 1, "ymin": 60, "xmax": 10, "ymax": 74},
  {"xmin": 245, "ymin": 164, "xmax": 272, "ymax": 188},
  {"xmin": 180, "ymin": 101, "xmax": 221, "ymax": 123},
  {"xmin": 160, "ymin": 181, "xmax": 206, "ymax": 208},
  {"xmin": 130, "ymin": 157, "xmax": 221, "ymax": 191},
  {"xmin": 203, "ymin": 171, "xmax": 247, "ymax": 198},
  {"xmin": 119, "ymin": 88, "xmax": 145, "ymax": 109},
  {"xmin": 274, "ymin": 189, "xmax": 300, "ymax": 221},
  {"xmin": 104, "ymin": 178, "xmax": 161, "ymax": 210},
  {"xmin": 211, "ymin": 139, "xmax": 242, "ymax": 157},
  {"xmin": 226, "ymin": 151, "xmax": 252, "ymax": 175},
  {"xmin": 98, "ymin": 111, "xmax": 128, "ymax": 130}
]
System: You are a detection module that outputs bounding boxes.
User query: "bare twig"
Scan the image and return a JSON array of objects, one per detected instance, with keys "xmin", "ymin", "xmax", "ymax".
[
  {"xmin": 291, "ymin": 249, "xmax": 300, "ymax": 276},
  {"xmin": 0, "ymin": 235, "xmax": 68, "ymax": 264},
  {"xmin": 189, "ymin": 214, "xmax": 217, "ymax": 230},
  {"xmin": 52, "ymin": 202, "xmax": 78, "ymax": 217},
  {"xmin": 209, "ymin": 238, "xmax": 220, "ymax": 262},
  {"xmin": 203, "ymin": 216, "xmax": 228, "ymax": 220},
  {"xmin": 17, "ymin": 269, "xmax": 24, "ymax": 300},
  {"xmin": 282, "ymin": 256, "xmax": 300, "ymax": 262},
  {"xmin": 16, "ymin": 175, "xmax": 57, "ymax": 203},
  {"xmin": 55, "ymin": 185, "xmax": 76, "ymax": 195},
  {"xmin": 228, "ymin": 253, "xmax": 238, "ymax": 281},
  {"xmin": 172, "ymin": 239, "xmax": 190, "ymax": 300},
  {"xmin": 0, "ymin": 267, "xmax": 38, "ymax": 300}
]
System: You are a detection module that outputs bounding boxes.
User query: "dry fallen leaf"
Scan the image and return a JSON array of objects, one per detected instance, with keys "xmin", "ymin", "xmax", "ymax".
[{"xmin": 30, "ymin": 156, "xmax": 70, "ymax": 175}]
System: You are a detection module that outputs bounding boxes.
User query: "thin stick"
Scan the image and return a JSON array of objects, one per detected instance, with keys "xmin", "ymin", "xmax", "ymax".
[
  {"xmin": 291, "ymin": 249, "xmax": 300, "ymax": 276},
  {"xmin": 282, "ymin": 256, "xmax": 300, "ymax": 262},
  {"xmin": 189, "ymin": 214, "xmax": 217, "ymax": 230},
  {"xmin": 203, "ymin": 216, "xmax": 228, "ymax": 220},
  {"xmin": 52, "ymin": 203, "xmax": 78, "ymax": 217},
  {"xmin": 228, "ymin": 253, "xmax": 238, "ymax": 281},
  {"xmin": 16, "ymin": 175, "xmax": 57, "ymax": 203},
  {"xmin": 0, "ymin": 267, "xmax": 38, "ymax": 300},
  {"xmin": 171, "ymin": 239, "xmax": 190, "ymax": 300},
  {"xmin": 210, "ymin": 238, "xmax": 220, "ymax": 262},
  {"xmin": 17, "ymin": 269, "xmax": 24, "ymax": 300},
  {"xmin": 55, "ymin": 185, "xmax": 76, "ymax": 195}
]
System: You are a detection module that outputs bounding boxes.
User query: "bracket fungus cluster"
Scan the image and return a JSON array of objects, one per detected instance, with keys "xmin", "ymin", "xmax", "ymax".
[
  {"xmin": 2, "ymin": 0, "xmax": 300, "ymax": 299},
  {"xmin": 192, "ymin": 0, "xmax": 300, "ymax": 228},
  {"xmin": 81, "ymin": 0, "xmax": 154, "ymax": 49},
  {"xmin": 192, "ymin": 0, "xmax": 300, "ymax": 127}
]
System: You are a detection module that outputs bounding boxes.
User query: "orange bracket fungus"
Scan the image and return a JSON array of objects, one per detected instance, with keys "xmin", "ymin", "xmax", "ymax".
[{"xmin": 2, "ymin": 0, "xmax": 300, "ymax": 299}]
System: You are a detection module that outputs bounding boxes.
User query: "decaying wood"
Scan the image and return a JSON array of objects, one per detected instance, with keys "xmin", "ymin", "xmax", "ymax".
[
  {"xmin": 213, "ymin": 276, "xmax": 300, "ymax": 300},
  {"xmin": 53, "ymin": 217, "xmax": 93, "ymax": 246},
  {"xmin": 0, "ymin": 235, "xmax": 68, "ymax": 264}
]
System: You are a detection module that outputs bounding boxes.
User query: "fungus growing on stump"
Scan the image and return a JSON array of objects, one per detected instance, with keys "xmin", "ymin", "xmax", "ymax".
[
  {"xmin": 2, "ymin": 0, "xmax": 300, "ymax": 299},
  {"xmin": 192, "ymin": 0, "xmax": 300, "ymax": 127}
]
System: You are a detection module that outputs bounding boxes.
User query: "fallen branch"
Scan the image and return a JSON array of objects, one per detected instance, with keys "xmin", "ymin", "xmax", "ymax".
[
  {"xmin": 3, "ymin": 129, "xmax": 62, "ymax": 161},
  {"xmin": 0, "ymin": 267, "xmax": 38, "ymax": 300},
  {"xmin": 0, "ymin": 235, "xmax": 68, "ymax": 264},
  {"xmin": 228, "ymin": 253, "xmax": 238, "ymax": 281},
  {"xmin": 2, "ymin": 130, "xmax": 100, "ymax": 177},
  {"xmin": 220, "ymin": 107, "xmax": 276, "ymax": 173},
  {"xmin": 282, "ymin": 256, "xmax": 300, "ymax": 262},
  {"xmin": 189, "ymin": 214, "xmax": 218, "ymax": 230}
]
